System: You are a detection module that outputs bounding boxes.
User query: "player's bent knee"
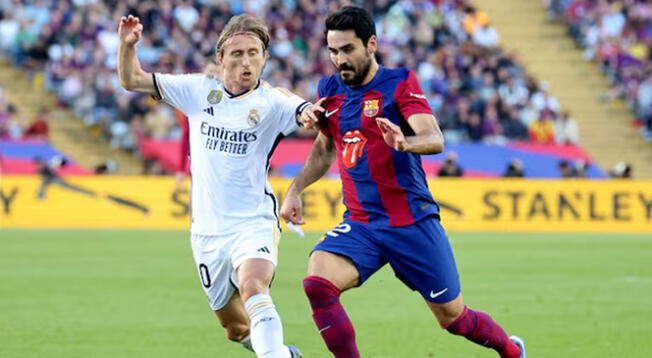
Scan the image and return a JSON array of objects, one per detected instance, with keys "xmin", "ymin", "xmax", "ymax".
[
  {"xmin": 239, "ymin": 278, "xmax": 269, "ymax": 301},
  {"xmin": 428, "ymin": 296, "xmax": 465, "ymax": 328},
  {"xmin": 303, "ymin": 275, "xmax": 340, "ymax": 310},
  {"xmin": 437, "ymin": 306, "xmax": 464, "ymax": 328},
  {"xmin": 224, "ymin": 322, "xmax": 250, "ymax": 342}
]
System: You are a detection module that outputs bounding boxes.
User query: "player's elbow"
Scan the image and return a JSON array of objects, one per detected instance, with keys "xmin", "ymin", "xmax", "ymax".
[
  {"xmin": 119, "ymin": 71, "xmax": 148, "ymax": 92},
  {"xmin": 119, "ymin": 79, "xmax": 134, "ymax": 91},
  {"xmin": 425, "ymin": 135, "xmax": 444, "ymax": 155},
  {"xmin": 118, "ymin": 73, "xmax": 135, "ymax": 91}
]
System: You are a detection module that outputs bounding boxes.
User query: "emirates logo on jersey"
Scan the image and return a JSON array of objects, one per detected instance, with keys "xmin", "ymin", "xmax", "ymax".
[{"xmin": 342, "ymin": 130, "xmax": 368, "ymax": 169}]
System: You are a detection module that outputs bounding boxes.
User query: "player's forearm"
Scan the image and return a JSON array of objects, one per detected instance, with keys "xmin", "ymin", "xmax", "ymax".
[
  {"xmin": 403, "ymin": 133, "xmax": 445, "ymax": 154},
  {"xmin": 117, "ymin": 43, "xmax": 153, "ymax": 93},
  {"xmin": 287, "ymin": 140, "xmax": 335, "ymax": 195}
]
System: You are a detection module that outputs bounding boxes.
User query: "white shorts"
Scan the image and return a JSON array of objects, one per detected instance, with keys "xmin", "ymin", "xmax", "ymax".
[{"xmin": 190, "ymin": 222, "xmax": 280, "ymax": 310}]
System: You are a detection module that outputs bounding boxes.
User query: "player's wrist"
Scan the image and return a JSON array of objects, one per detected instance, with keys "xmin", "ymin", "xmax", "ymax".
[{"xmin": 119, "ymin": 41, "xmax": 137, "ymax": 49}]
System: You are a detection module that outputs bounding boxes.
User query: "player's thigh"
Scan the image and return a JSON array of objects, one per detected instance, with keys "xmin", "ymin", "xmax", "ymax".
[
  {"xmin": 381, "ymin": 216, "xmax": 461, "ymax": 304},
  {"xmin": 191, "ymin": 233, "xmax": 237, "ymax": 311},
  {"xmin": 307, "ymin": 250, "xmax": 360, "ymax": 291},
  {"xmin": 236, "ymin": 258, "xmax": 275, "ymax": 300},
  {"xmin": 309, "ymin": 220, "xmax": 386, "ymax": 291},
  {"xmin": 231, "ymin": 222, "xmax": 279, "ymax": 297}
]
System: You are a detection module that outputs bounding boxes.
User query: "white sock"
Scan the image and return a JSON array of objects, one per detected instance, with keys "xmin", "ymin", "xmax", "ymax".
[
  {"xmin": 239, "ymin": 335, "xmax": 254, "ymax": 352},
  {"xmin": 244, "ymin": 294, "xmax": 290, "ymax": 358}
]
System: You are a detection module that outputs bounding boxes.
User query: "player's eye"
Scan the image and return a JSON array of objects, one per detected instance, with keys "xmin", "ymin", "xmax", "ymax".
[{"xmin": 328, "ymin": 48, "xmax": 337, "ymax": 55}]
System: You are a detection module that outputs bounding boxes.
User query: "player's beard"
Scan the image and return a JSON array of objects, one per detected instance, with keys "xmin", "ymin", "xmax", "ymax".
[{"xmin": 339, "ymin": 54, "xmax": 372, "ymax": 86}]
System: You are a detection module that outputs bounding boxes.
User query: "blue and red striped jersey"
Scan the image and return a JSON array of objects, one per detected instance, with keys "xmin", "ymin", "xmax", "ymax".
[{"xmin": 318, "ymin": 66, "xmax": 440, "ymax": 227}]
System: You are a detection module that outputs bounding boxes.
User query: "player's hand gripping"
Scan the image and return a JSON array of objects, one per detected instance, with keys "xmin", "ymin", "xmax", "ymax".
[
  {"xmin": 376, "ymin": 117, "xmax": 407, "ymax": 151},
  {"xmin": 118, "ymin": 15, "xmax": 144, "ymax": 46},
  {"xmin": 280, "ymin": 190, "xmax": 304, "ymax": 225},
  {"xmin": 299, "ymin": 97, "xmax": 327, "ymax": 129}
]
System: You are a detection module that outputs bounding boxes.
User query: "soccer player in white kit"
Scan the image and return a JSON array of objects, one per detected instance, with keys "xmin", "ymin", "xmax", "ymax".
[{"xmin": 117, "ymin": 13, "xmax": 321, "ymax": 358}]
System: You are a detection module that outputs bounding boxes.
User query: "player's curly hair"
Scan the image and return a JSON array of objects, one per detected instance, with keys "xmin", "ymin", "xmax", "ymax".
[
  {"xmin": 217, "ymin": 14, "xmax": 270, "ymax": 55},
  {"xmin": 325, "ymin": 6, "xmax": 376, "ymax": 47}
]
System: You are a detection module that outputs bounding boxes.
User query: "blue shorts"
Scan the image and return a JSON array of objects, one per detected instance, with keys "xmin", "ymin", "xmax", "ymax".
[{"xmin": 313, "ymin": 216, "xmax": 461, "ymax": 303}]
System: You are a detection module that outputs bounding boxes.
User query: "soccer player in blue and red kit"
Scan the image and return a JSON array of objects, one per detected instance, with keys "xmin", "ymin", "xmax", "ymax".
[{"xmin": 280, "ymin": 6, "xmax": 526, "ymax": 358}]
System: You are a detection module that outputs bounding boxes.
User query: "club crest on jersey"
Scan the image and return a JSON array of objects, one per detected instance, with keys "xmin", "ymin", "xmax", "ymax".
[
  {"xmin": 363, "ymin": 99, "xmax": 380, "ymax": 117},
  {"xmin": 207, "ymin": 90, "xmax": 223, "ymax": 104},
  {"xmin": 342, "ymin": 130, "xmax": 368, "ymax": 169},
  {"xmin": 247, "ymin": 109, "xmax": 260, "ymax": 127}
]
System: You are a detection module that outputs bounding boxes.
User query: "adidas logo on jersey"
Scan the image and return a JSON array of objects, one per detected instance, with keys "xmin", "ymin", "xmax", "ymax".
[
  {"xmin": 257, "ymin": 246, "xmax": 271, "ymax": 254},
  {"xmin": 203, "ymin": 107, "xmax": 214, "ymax": 116}
]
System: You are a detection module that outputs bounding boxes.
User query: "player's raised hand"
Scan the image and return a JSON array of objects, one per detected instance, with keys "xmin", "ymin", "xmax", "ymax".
[
  {"xmin": 299, "ymin": 97, "xmax": 327, "ymax": 129},
  {"xmin": 118, "ymin": 15, "xmax": 143, "ymax": 46},
  {"xmin": 280, "ymin": 191, "xmax": 305, "ymax": 226},
  {"xmin": 376, "ymin": 117, "xmax": 407, "ymax": 151}
]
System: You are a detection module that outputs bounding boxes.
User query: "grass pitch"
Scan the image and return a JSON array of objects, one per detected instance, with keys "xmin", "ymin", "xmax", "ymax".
[{"xmin": 0, "ymin": 229, "xmax": 650, "ymax": 358}]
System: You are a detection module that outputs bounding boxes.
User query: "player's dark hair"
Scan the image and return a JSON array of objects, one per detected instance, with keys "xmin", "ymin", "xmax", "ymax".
[{"xmin": 325, "ymin": 6, "xmax": 376, "ymax": 47}]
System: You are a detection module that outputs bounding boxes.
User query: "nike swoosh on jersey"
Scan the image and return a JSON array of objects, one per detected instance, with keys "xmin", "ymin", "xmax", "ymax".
[{"xmin": 325, "ymin": 108, "xmax": 339, "ymax": 118}]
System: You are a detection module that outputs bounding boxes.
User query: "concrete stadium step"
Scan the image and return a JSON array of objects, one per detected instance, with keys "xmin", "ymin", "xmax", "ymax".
[
  {"xmin": 0, "ymin": 59, "xmax": 143, "ymax": 174},
  {"xmin": 478, "ymin": 0, "xmax": 652, "ymax": 178}
]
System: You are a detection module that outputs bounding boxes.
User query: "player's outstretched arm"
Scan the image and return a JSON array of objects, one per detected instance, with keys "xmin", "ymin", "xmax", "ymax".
[
  {"xmin": 117, "ymin": 15, "xmax": 155, "ymax": 94},
  {"xmin": 376, "ymin": 114, "xmax": 444, "ymax": 154},
  {"xmin": 280, "ymin": 133, "xmax": 336, "ymax": 225}
]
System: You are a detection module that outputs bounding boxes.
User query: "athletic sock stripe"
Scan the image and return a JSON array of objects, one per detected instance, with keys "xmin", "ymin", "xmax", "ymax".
[{"xmin": 246, "ymin": 301, "xmax": 274, "ymax": 316}]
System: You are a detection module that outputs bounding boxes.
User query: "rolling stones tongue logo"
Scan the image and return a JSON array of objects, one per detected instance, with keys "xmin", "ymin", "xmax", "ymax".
[{"xmin": 342, "ymin": 130, "xmax": 368, "ymax": 169}]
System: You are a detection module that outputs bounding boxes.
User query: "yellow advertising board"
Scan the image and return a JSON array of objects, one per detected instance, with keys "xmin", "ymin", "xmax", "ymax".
[{"xmin": 1, "ymin": 176, "xmax": 651, "ymax": 233}]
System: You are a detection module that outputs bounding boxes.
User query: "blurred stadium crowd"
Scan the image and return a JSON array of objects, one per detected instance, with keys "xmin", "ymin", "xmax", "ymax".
[
  {"xmin": 0, "ymin": 0, "xmax": 582, "ymax": 153},
  {"xmin": 547, "ymin": 0, "xmax": 652, "ymax": 141}
]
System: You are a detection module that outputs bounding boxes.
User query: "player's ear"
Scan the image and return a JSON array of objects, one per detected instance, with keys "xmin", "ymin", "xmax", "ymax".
[
  {"xmin": 366, "ymin": 35, "xmax": 377, "ymax": 55},
  {"xmin": 216, "ymin": 51, "xmax": 224, "ymax": 66}
]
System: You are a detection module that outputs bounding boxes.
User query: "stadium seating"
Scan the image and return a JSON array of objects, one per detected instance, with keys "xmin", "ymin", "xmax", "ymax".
[
  {"xmin": 549, "ymin": 0, "xmax": 652, "ymax": 141},
  {"xmin": 0, "ymin": 0, "xmax": 606, "ymax": 177}
]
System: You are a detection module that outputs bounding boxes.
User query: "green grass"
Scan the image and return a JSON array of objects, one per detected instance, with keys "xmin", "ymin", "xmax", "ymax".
[{"xmin": 1, "ymin": 230, "xmax": 651, "ymax": 358}]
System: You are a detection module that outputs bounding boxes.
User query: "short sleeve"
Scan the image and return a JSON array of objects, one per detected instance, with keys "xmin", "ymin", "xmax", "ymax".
[
  {"xmin": 273, "ymin": 86, "xmax": 310, "ymax": 136},
  {"xmin": 153, "ymin": 73, "xmax": 202, "ymax": 114},
  {"xmin": 394, "ymin": 70, "xmax": 433, "ymax": 120}
]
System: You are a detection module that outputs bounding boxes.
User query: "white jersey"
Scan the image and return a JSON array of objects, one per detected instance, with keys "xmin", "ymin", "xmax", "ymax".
[{"xmin": 154, "ymin": 73, "xmax": 309, "ymax": 235}]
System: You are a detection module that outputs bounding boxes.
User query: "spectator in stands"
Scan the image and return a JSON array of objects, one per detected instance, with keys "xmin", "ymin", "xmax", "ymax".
[
  {"xmin": 502, "ymin": 107, "xmax": 529, "ymax": 140},
  {"xmin": 463, "ymin": 6, "xmax": 490, "ymax": 36},
  {"xmin": 0, "ymin": 11, "xmax": 19, "ymax": 56},
  {"xmin": 466, "ymin": 112, "xmax": 484, "ymax": 142},
  {"xmin": 472, "ymin": 22, "xmax": 500, "ymax": 48},
  {"xmin": 574, "ymin": 160, "xmax": 589, "ymax": 178},
  {"xmin": 94, "ymin": 159, "xmax": 118, "ymax": 174},
  {"xmin": 636, "ymin": 77, "xmax": 652, "ymax": 141},
  {"xmin": 438, "ymin": 152, "xmax": 464, "ymax": 177},
  {"xmin": 529, "ymin": 110, "xmax": 556, "ymax": 144},
  {"xmin": 609, "ymin": 161, "xmax": 632, "ymax": 178},
  {"xmin": 558, "ymin": 159, "xmax": 577, "ymax": 178},
  {"xmin": 23, "ymin": 107, "xmax": 49, "ymax": 140},
  {"xmin": 0, "ymin": 97, "xmax": 23, "ymax": 140},
  {"xmin": 503, "ymin": 158, "xmax": 525, "ymax": 177},
  {"xmin": 554, "ymin": 111, "xmax": 580, "ymax": 145}
]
